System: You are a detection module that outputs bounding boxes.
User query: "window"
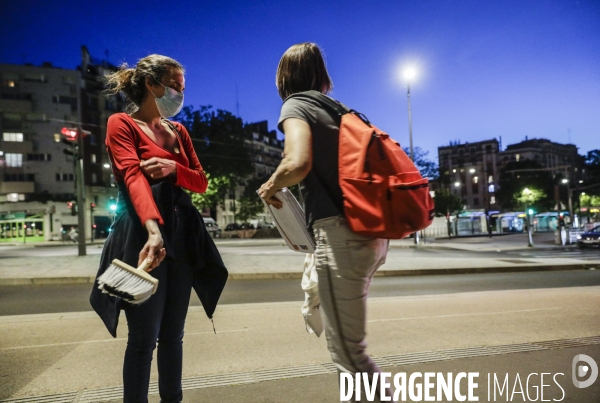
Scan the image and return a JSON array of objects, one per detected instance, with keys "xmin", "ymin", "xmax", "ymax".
[
  {"xmin": 3, "ymin": 132, "xmax": 23, "ymax": 142},
  {"xmin": 516, "ymin": 154, "xmax": 520, "ymax": 162},
  {"xmin": 473, "ymin": 198, "xmax": 479, "ymax": 206},
  {"xmin": 52, "ymin": 95, "xmax": 77, "ymax": 112},
  {"xmin": 56, "ymin": 173, "xmax": 61, "ymax": 181},
  {"xmin": 27, "ymin": 153, "xmax": 51, "ymax": 161},
  {"xmin": 91, "ymin": 173, "xmax": 97, "ymax": 184},
  {"xmin": 1, "ymin": 93, "xmax": 31, "ymax": 101},
  {"xmin": 488, "ymin": 175, "xmax": 493, "ymax": 183},
  {"xmin": 23, "ymin": 73, "xmax": 46, "ymax": 83},
  {"xmin": 490, "ymin": 196, "xmax": 496, "ymax": 205},
  {"xmin": 3, "ymin": 113, "xmax": 22, "ymax": 121},
  {"xmin": 91, "ymin": 154, "xmax": 97, "ymax": 163},
  {"xmin": 89, "ymin": 134, "xmax": 97, "ymax": 145},
  {"xmin": 4, "ymin": 173, "xmax": 33, "ymax": 182},
  {"xmin": 5, "ymin": 153, "xmax": 23, "ymax": 167},
  {"xmin": 473, "ymin": 176, "xmax": 479, "ymax": 184}
]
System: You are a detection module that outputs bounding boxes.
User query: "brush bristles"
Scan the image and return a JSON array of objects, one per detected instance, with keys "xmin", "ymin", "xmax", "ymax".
[{"xmin": 97, "ymin": 260, "xmax": 159, "ymax": 305}]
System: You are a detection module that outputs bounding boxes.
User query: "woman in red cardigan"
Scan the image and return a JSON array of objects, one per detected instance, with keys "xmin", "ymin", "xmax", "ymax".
[{"xmin": 99, "ymin": 54, "xmax": 214, "ymax": 403}]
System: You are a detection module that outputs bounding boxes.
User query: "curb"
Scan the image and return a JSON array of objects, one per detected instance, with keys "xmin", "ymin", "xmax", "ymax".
[{"xmin": 1, "ymin": 263, "xmax": 596, "ymax": 286}]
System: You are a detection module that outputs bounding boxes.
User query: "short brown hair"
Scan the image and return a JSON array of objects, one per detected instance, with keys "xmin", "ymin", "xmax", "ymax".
[
  {"xmin": 276, "ymin": 43, "xmax": 333, "ymax": 100},
  {"xmin": 105, "ymin": 54, "xmax": 184, "ymax": 113}
]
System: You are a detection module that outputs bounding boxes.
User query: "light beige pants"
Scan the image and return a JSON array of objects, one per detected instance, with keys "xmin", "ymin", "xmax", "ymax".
[{"xmin": 313, "ymin": 216, "xmax": 393, "ymax": 403}]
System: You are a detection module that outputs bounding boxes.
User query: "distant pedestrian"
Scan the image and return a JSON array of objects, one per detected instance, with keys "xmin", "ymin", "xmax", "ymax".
[
  {"xmin": 258, "ymin": 43, "xmax": 392, "ymax": 402},
  {"xmin": 89, "ymin": 54, "xmax": 227, "ymax": 403}
]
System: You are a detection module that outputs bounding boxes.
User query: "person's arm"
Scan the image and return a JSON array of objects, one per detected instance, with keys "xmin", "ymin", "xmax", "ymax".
[
  {"xmin": 139, "ymin": 123, "xmax": 208, "ymax": 194},
  {"xmin": 107, "ymin": 116, "xmax": 164, "ymax": 225},
  {"xmin": 106, "ymin": 116, "xmax": 165, "ymax": 270},
  {"xmin": 258, "ymin": 118, "xmax": 312, "ymax": 208}
]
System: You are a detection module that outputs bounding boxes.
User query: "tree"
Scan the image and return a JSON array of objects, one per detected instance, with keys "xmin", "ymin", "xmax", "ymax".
[
  {"xmin": 433, "ymin": 188, "xmax": 464, "ymax": 216},
  {"xmin": 236, "ymin": 176, "xmax": 267, "ymax": 223},
  {"xmin": 176, "ymin": 105, "xmax": 254, "ymax": 180},
  {"xmin": 188, "ymin": 174, "xmax": 232, "ymax": 212},
  {"xmin": 177, "ymin": 106, "xmax": 255, "ymax": 215},
  {"xmin": 496, "ymin": 160, "xmax": 554, "ymax": 211},
  {"xmin": 584, "ymin": 149, "xmax": 600, "ymax": 195},
  {"xmin": 516, "ymin": 187, "xmax": 546, "ymax": 208},
  {"xmin": 403, "ymin": 146, "xmax": 438, "ymax": 179}
]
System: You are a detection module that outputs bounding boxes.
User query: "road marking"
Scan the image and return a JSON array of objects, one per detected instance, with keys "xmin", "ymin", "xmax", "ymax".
[
  {"xmin": 0, "ymin": 329, "xmax": 250, "ymax": 351},
  {"xmin": 368, "ymin": 307, "xmax": 561, "ymax": 323}
]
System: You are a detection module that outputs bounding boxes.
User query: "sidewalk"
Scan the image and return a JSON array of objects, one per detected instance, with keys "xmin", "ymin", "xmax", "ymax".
[
  {"xmin": 1, "ymin": 287, "xmax": 598, "ymax": 402},
  {"xmin": 0, "ymin": 233, "xmax": 598, "ymax": 286}
]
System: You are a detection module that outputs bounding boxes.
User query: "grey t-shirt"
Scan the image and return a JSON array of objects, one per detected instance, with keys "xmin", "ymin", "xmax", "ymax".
[{"xmin": 278, "ymin": 92, "xmax": 345, "ymax": 228}]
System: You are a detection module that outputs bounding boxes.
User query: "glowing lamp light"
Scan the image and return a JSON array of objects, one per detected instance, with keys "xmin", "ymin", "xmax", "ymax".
[
  {"xmin": 469, "ymin": 168, "xmax": 476, "ymax": 173},
  {"xmin": 110, "ymin": 204, "xmax": 117, "ymax": 211},
  {"xmin": 454, "ymin": 182, "xmax": 461, "ymax": 187},
  {"xmin": 561, "ymin": 179, "xmax": 568, "ymax": 184},
  {"xmin": 404, "ymin": 68, "xmax": 416, "ymax": 80}
]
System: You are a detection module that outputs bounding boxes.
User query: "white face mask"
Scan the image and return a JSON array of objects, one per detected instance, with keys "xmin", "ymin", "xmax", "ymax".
[{"xmin": 149, "ymin": 76, "xmax": 184, "ymax": 117}]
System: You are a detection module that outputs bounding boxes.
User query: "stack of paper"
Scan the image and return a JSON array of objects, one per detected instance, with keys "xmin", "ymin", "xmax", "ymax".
[{"xmin": 262, "ymin": 188, "xmax": 316, "ymax": 253}]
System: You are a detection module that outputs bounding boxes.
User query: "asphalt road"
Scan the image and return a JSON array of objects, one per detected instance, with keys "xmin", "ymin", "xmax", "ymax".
[{"xmin": 1, "ymin": 269, "xmax": 599, "ymax": 316}]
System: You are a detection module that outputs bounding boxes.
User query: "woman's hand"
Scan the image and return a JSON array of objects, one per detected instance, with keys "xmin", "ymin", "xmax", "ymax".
[
  {"xmin": 258, "ymin": 178, "xmax": 283, "ymax": 209},
  {"xmin": 140, "ymin": 157, "xmax": 177, "ymax": 179},
  {"xmin": 138, "ymin": 219, "xmax": 166, "ymax": 271}
]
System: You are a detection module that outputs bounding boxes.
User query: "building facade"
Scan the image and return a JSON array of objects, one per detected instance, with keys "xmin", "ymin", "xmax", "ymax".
[
  {"xmin": 438, "ymin": 139, "xmax": 501, "ymax": 211},
  {"xmin": 214, "ymin": 120, "xmax": 284, "ymax": 228},
  {"xmin": 0, "ymin": 47, "xmax": 121, "ymax": 242},
  {"xmin": 499, "ymin": 137, "xmax": 583, "ymax": 183}
]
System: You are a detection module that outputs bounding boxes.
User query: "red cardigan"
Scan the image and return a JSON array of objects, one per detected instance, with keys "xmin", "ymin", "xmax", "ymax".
[{"xmin": 106, "ymin": 113, "xmax": 207, "ymax": 225}]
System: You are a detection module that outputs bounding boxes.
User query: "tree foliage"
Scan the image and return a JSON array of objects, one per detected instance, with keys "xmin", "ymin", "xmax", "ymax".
[
  {"xmin": 236, "ymin": 176, "xmax": 267, "ymax": 223},
  {"xmin": 496, "ymin": 160, "xmax": 555, "ymax": 211},
  {"xmin": 584, "ymin": 149, "xmax": 600, "ymax": 195},
  {"xmin": 433, "ymin": 188, "xmax": 464, "ymax": 216},
  {"xmin": 403, "ymin": 146, "xmax": 438, "ymax": 179},
  {"xmin": 188, "ymin": 174, "xmax": 233, "ymax": 212},
  {"xmin": 176, "ymin": 106, "xmax": 254, "ymax": 181},
  {"xmin": 177, "ymin": 106, "xmax": 255, "ymax": 215}
]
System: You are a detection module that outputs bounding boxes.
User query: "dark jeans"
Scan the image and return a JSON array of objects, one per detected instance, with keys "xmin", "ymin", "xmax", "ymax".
[{"xmin": 123, "ymin": 210, "xmax": 194, "ymax": 403}]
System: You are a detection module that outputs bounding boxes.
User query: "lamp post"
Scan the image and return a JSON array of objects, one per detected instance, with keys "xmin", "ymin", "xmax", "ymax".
[
  {"xmin": 522, "ymin": 188, "xmax": 534, "ymax": 247},
  {"xmin": 404, "ymin": 68, "xmax": 418, "ymax": 244}
]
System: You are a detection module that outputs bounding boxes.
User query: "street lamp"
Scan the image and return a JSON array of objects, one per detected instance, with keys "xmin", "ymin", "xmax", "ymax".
[
  {"xmin": 404, "ymin": 67, "xmax": 418, "ymax": 244},
  {"xmin": 404, "ymin": 67, "xmax": 416, "ymax": 162}
]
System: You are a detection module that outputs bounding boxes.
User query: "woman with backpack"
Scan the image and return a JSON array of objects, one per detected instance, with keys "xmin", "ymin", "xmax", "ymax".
[{"xmin": 258, "ymin": 42, "xmax": 392, "ymax": 402}]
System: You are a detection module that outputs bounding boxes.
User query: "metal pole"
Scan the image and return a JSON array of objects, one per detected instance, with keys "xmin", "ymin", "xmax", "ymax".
[
  {"xmin": 76, "ymin": 129, "xmax": 86, "ymax": 256},
  {"xmin": 407, "ymin": 82, "xmax": 414, "ymax": 162},
  {"xmin": 406, "ymin": 82, "xmax": 419, "ymax": 245}
]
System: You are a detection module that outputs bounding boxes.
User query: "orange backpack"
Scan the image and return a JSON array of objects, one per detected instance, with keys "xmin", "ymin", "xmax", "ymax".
[{"xmin": 288, "ymin": 91, "xmax": 435, "ymax": 239}]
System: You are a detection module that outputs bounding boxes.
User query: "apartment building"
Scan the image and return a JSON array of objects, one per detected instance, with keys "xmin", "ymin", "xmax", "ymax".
[
  {"xmin": 438, "ymin": 139, "xmax": 501, "ymax": 210},
  {"xmin": 0, "ymin": 47, "xmax": 122, "ymax": 241}
]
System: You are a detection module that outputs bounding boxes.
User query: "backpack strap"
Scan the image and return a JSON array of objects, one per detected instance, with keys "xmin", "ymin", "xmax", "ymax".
[
  {"xmin": 286, "ymin": 90, "xmax": 372, "ymax": 127},
  {"xmin": 162, "ymin": 119, "xmax": 183, "ymax": 142}
]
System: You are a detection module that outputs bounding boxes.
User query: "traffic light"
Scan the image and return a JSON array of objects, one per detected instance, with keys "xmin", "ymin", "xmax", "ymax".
[
  {"xmin": 67, "ymin": 201, "xmax": 77, "ymax": 216},
  {"xmin": 61, "ymin": 127, "xmax": 78, "ymax": 141},
  {"xmin": 528, "ymin": 208, "xmax": 535, "ymax": 215},
  {"xmin": 90, "ymin": 202, "xmax": 95, "ymax": 213},
  {"xmin": 108, "ymin": 197, "xmax": 117, "ymax": 212}
]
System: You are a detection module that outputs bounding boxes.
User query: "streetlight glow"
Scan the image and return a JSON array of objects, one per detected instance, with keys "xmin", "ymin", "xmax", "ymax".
[
  {"xmin": 561, "ymin": 179, "xmax": 568, "ymax": 184},
  {"xmin": 404, "ymin": 68, "xmax": 416, "ymax": 80},
  {"xmin": 454, "ymin": 182, "xmax": 461, "ymax": 187}
]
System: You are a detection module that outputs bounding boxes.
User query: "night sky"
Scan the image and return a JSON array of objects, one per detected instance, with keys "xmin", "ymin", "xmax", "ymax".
[{"xmin": 1, "ymin": 0, "xmax": 599, "ymax": 162}]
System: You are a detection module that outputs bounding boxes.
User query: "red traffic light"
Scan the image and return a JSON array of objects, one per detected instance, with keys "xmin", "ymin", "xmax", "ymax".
[{"xmin": 61, "ymin": 127, "xmax": 77, "ymax": 140}]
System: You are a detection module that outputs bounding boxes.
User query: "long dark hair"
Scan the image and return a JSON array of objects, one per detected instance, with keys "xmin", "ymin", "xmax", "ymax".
[
  {"xmin": 276, "ymin": 43, "xmax": 333, "ymax": 100},
  {"xmin": 105, "ymin": 54, "xmax": 184, "ymax": 113}
]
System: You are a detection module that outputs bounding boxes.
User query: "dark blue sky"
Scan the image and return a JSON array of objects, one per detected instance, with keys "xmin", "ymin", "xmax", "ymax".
[{"xmin": 1, "ymin": 0, "xmax": 599, "ymax": 161}]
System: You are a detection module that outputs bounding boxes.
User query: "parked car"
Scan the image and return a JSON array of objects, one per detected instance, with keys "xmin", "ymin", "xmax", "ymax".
[
  {"xmin": 240, "ymin": 223, "xmax": 255, "ymax": 230},
  {"xmin": 224, "ymin": 223, "xmax": 241, "ymax": 231},
  {"xmin": 202, "ymin": 217, "xmax": 221, "ymax": 238},
  {"xmin": 577, "ymin": 226, "xmax": 600, "ymax": 248}
]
